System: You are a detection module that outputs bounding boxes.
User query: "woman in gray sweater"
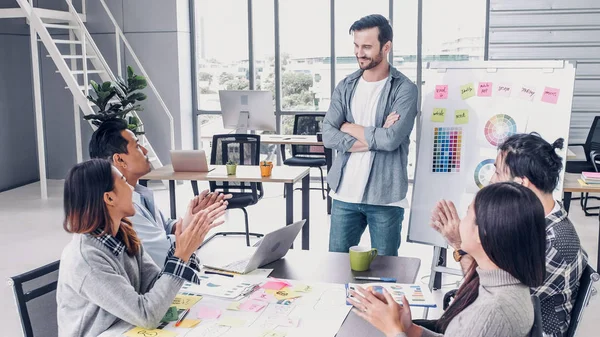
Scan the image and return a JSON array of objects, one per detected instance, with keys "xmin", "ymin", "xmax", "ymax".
[
  {"xmin": 56, "ymin": 159, "xmax": 226, "ymax": 336},
  {"xmin": 347, "ymin": 182, "xmax": 547, "ymax": 337}
]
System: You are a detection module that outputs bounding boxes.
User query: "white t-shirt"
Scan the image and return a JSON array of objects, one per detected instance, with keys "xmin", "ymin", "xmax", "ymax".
[{"xmin": 332, "ymin": 77, "xmax": 409, "ymax": 208}]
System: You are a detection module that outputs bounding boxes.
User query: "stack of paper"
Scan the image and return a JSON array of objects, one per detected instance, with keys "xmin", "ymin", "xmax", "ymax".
[
  {"xmin": 581, "ymin": 171, "xmax": 600, "ymax": 184},
  {"xmin": 345, "ymin": 283, "xmax": 437, "ymax": 308}
]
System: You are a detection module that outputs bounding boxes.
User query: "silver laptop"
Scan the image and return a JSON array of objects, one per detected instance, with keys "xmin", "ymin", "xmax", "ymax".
[
  {"xmin": 170, "ymin": 150, "xmax": 213, "ymax": 172},
  {"xmin": 202, "ymin": 220, "xmax": 306, "ymax": 274}
]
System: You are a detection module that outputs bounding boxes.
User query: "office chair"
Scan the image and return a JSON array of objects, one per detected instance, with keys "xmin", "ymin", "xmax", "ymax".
[
  {"xmin": 566, "ymin": 264, "xmax": 599, "ymax": 337},
  {"xmin": 282, "ymin": 114, "xmax": 327, "ymax": 199},
  {"xmin": 195, "ymin": 134, "xmax": 264, "ymax": 247},
  {"xmin": 8, "ymin": 260, "xmax": 60, "ymax": 337},
  {"xmin": 566, "ymin": 116, "xmax": 600, "ymax": 216}
]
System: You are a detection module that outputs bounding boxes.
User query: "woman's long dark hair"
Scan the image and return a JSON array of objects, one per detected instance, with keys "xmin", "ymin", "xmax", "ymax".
[
  {"xmin": 63, "ymin": 159, "xmax": 140, "ymax": 256},
  {"xmin": 436, "ymin": 182, "xmax": 546, "ymax": 332}
]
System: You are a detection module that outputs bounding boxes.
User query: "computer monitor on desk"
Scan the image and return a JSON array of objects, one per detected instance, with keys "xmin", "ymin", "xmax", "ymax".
[{"xmin": 219, "ymin": 90, "xmax": 276, "ymax": 133}]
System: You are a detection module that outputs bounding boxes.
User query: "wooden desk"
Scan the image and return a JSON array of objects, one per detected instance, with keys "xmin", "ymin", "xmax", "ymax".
[
  {"xmin": 261, "ymin": 134, "xmax": 335, "ymax": 215},
  {"xmin": 563, "ymin": 173, "xmax": 600, "ymax": 213},
  {"xmin": 141, "ymin": 165, "xmax": 312, "ymax": 250},
  {"xmin": 266, "ymin": 250, "xmax": 421, "ymax": 337}
]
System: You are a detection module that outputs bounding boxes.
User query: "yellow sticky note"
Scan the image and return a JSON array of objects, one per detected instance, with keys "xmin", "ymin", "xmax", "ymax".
[
  {"xmin": 261, "ymin": 331, "xmax": 287, "ymax": 337},
  {"xmin": 431, "ymin": 108, "xmax": 446, "ymax": 122},
  {"xmin": 125, "ymin": 327, "xmax": 177, "ymax": 337},
  {"xmin": 218, "ymin": 317, "xmax": 246, "ymax": 327},
  {"xmin": 455, "ymin": 109, "xmax": 469, "ymax": 125},
  {"xmin": 178, "ymin": 319, "xmax": 201, "ymax": 328},
  {"xmin": 172, "ymin": 294, "xmax": 203, "ymax": 310},
  {"xmin": 227, "ymin": 301, "xmax": 241, "ymax": 311},
  {"xmin": 274, "ymin": 289, "xmax": 302, "ymax": 301},
  {"xmin": 460, "ymin": 83, "xmax": 475, "ymax": 100},
  {"xmin": 292, "ymin": 284, "xmax": 312, "ymax": 293}
]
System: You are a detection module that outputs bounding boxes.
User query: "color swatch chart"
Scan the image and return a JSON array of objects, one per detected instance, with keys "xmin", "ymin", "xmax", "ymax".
[{"xmin": 432, "ymin": 127, "xmax": 462, "ymax": 173}]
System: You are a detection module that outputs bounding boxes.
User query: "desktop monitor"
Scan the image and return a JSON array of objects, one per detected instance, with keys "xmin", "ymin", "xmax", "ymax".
[{"xmin": 219, "ymin": 90, "xmax": 276, "ymax": 133}]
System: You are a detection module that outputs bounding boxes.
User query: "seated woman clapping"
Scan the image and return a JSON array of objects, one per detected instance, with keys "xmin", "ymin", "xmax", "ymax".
[
  {"xmin": 56, "ymin": 159, "xmax": 226, "ymax": 336},
  {"xmin": 348, "ymin": 182, "xmax": 547, "ymax": 337}
]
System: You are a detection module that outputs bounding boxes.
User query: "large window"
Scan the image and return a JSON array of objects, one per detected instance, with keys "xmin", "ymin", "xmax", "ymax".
[{"xmin": 193, "ymin": 0, "xmax": 488, "ymax": 178}]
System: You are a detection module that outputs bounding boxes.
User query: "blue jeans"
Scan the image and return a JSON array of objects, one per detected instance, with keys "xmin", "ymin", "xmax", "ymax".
[{"xmin": 329, "ymin": 199, "xmax": 405, "ymax": 256}]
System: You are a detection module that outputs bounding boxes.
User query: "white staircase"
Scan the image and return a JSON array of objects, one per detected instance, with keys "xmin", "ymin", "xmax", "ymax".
[{"xmin": 15, "ymin": 0, "xmax": 173, "ymax": 196}]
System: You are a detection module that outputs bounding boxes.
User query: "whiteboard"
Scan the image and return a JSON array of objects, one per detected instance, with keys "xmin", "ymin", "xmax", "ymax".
[{"xmin": 407, "ymin": 61, "xmax": 576, "ymax": 248}]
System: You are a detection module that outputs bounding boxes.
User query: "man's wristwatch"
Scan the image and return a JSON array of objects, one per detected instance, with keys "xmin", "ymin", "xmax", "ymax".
[{"xmin": 453, "ymin": 249, "xmax": 467, "ymax": 262}]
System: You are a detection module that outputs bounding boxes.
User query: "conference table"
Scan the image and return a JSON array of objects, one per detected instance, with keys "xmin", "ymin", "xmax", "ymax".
[
  {"xmin": 140, "ymin": 165, "xmax": 312, "ymax": 250},
  {"xmin": 208, "ymin": 249, "xmax": 422, "ymax": 337},
  {"xmin": 261, "ymin": 134, "xmax": 334, "ymax": 214}
]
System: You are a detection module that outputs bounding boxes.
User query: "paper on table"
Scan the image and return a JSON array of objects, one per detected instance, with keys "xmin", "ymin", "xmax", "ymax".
[
  {"xmin": 272, "ymin": 289, "xmax": 302, "ymax": 301},
  {"xmin": 239, "ymin": 299, "xmax": 267, "ymax": 312},
  {"xmin": 172, "ymin": 294, "xmax": 202, "ymax": 310},
  {"xmin": 177, "ymin": 319, "xmax": 201, "ymax": 328},
  {"xmin": 266, "ymin": 316, "xmax": 300, "ymax": 328},
  {"xmin": 260, "ymin": 331, "xmax": 287, "ymax": 337},
  {"xmin": 291, "ymin": 284, "xmax": 312, "ymax": 293},
  {"xmin": 218, "ymin": 317, "xmax": 247, "ymax": 327},
  {"xmin": 262, "ymin": 281, "xmax": 288, "ymax": 291},
  {"xmin": 197, "ymin": 306, "xmax": 222, "ymax": 319},
  {"xmin": 227, "ymin": 301, "xmax": 242, "ymax": 311},
  {"xmin": 124, "ymin": 327, "xmax": 177, "ymax": 337}
]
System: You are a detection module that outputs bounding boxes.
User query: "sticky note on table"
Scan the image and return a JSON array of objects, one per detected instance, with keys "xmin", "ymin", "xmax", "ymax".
[
  {"xmin": 250, "ymin": 290, "xmax": 277, "ymax": 302},
  {"xmin": 160, "ymin": 306, "xmax": 179, "ymax": 322},
  {"xmin": 239, "ymin": 299, "xmax": 267, "ymax": 312},
  {"xmin": 496, "ymin": 83, "xmax": 512, "ymax": 97},
  {"xmin": 177, "ymin": 319, "xmax": 201, "ymax": 328},
  {"xmin": 478, "ymin": 82, "xmax": 492, "ymax": 97},
  {"xmin": 431, "ymin": 108, "xmax": 446, "ymax": 122},
  {"xmin": 274, "ymin": 289, "xmax": 302, "ymax": 301},
  {"xmin": 542, "ymin": 87, "xmax": 560, "ymax": 104},
  {"xmin": 455, "ymin": 109, "xmax": 469, "ymax": 125},
  {"xmin": 519, "ymin": 86, "xmax": 536, "ymax": 101},
  {"xmin": 262, "ymin": 281, "xmax": 289, "ymax": 291},
  {"xmin": 292, "ymin": 284, "xmax": 312, "ymax": 293},
  {"xmin": 197, "ymin": 306, "xmax": 222, "ymax": 319},
  {"xmin": 218, "ymin": 317, "xmax": 246, "ymax": 327},
  {"xmin": 460, "ymin": 83, "xmax": 475, "ymax": 100},
  {"xmin": 434, "ymin": 85, "xmax": 448, "ymax": 99},
  {"xmin": 125, "ymin": 327, "xmax": 177, "ymax": 337},
  {"xmin": 261, "ymin": 331, "xmax": 287, "ymax": 337},
  {"xmin": 172, "ymin": 294, "xmax": 202, "ymax": 310},
  {"xmin": 227, "ymin": 301, "xmax": 242, "ymax": 311}
]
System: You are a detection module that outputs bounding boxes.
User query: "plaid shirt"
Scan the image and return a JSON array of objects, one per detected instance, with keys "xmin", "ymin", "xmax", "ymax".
[
  {"xmin": 89, "ymin": 228, "xmax": 201, "ymax": 284},
  {"xmin": 532, "ymin": 203, "xmax": 588, "ymax": 337}
]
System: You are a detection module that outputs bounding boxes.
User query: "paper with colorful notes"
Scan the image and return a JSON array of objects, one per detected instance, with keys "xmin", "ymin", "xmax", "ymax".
[
  {"xmin": 431, "ymin": 108, "xmax": 446, "ymax": 122},
  {"xmin": 172, "ymin": 294, "xmax": 202, "ymax": 310},
  {"xmin": 460, "ymin": 83, "xmax": 475, "ymax": 100},
  {"xmin": 542, "ymin": 87, "xmax": 560, "ymax": 104},
  {"xmin": 455, "ymin": 110, "xmax": 469, "ymax": 125},
  {"xmin": 478, "ymin": 82, "xmax": 492, "ymax": 97},
  {"xmin": 262, "ymin": 281, "xmax": 289, "ymax": 291},
  {"xmin": 434, "ymin": 85, "xmax": 448, "ymax": 99},
  {"xmin": 239, "ymin": 299, "xmax": 267, "ymax": 312},
  {"xmin": 124, "ymin": 327, "xmax": 177, "ymax": 337}
]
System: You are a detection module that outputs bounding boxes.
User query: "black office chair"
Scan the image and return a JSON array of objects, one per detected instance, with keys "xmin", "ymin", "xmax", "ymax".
[
  {"xmin": 198, "ymin": 134, "xmax": 264, "ymax": 247},
  {"xmin": 282, "ymin": 114, "xmax": 327, "ymax": 200},
  {"xmin": 566, "ymin": 116, "xmax": 600, "ymax": 216},
  {"xmin": 529, "ymin": 295, "xmax": 544, "ymax": 337},
  {"xmin": 566, "ymin": 264, "xmax": 599, "ymax": 337},
  {"xmin": 8, "ymin": 260, "xmax": 60, "ymax": 337}
]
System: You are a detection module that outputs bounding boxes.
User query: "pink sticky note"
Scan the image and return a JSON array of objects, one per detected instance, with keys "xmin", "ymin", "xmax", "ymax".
[
  {"xmin": 478, "ymin": 82, "xmax": 492, "ymax": 97},
  {"xmin": 434, "ymin": 85, "xmax": 448, "ymax": 99},
  {"xmin": 239, "ymin": 299, "xmax": 267, "ymax": 312},
  {"xmin": 262, "ymin": 281, "xmax": 288, "ymax": 291},
  {"xmin": 250, "ymin": 290, "xmax": 277, "ymax": 302},
  {"xmin": 541, "ymin": 87, "xmax": 560, "ymax": 104},
  {"xmin": 197, "ymin": 306, "xmax": 222, "ymax": 319}
]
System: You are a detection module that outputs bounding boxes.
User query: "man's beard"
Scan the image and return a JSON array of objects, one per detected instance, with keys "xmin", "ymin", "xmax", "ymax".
[{"xmin": 357, "ymin": 50, "xmax": 384, "ymax": 70}]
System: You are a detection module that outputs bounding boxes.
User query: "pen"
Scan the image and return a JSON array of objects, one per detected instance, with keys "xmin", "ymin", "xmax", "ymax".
[
  {"xmin": 204, "ymin": 270, "xmax": 234, "ymax": 278},
  {"xmin": 354, "ymin": 276, "xmax": 397, "ymax": 282},
  {"xmin": 241, "ymin": 284, "xmax": 260, "ymax": 297},
  {"xmin": 174, "ymin": 308, "xmax": 190, "ymax": 327}
]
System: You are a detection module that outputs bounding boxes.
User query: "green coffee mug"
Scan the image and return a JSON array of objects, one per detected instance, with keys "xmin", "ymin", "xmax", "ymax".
[{"xmin": 349, "ymin": 246, "xmax": 378, "ymax": 271}]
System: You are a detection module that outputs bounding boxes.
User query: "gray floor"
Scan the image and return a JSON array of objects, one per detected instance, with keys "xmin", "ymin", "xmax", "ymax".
[{"xmin": 1, "ymin": 176, "xmax": 598, "ymax": 336}]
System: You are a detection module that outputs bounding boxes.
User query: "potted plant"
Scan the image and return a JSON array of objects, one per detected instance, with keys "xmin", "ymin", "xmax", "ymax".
[
  {"xmin": 85, "ymin": 66, "xmax": 148, "ymax": 134},
  {"xmin": 260, "ymin": 160, "xmax": 273, "ymax": 177},
  {"xmin": 226, "ymin": 160, "xmax": 237, "ymax": 175}
]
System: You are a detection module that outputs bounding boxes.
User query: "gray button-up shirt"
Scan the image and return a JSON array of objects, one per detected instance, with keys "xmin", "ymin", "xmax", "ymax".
[{"xmin": 323, "ymin": 66, "xmax": 418, "ymax": 205}]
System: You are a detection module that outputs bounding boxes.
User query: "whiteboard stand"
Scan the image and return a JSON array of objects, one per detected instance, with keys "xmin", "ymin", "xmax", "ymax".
[{"xmin": 423, "ymin": 246, "xmax": 463, "ymax": 319}]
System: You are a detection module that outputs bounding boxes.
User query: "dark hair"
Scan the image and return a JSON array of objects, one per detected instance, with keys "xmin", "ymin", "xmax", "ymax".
[
  {"xmin": 437, "ymin": 182, "xmax": 546, "ymax": 332},
  {"xmin": 89, "ymin": 118, "xmax": 129, "ymax": 161},
  {"xmin": 498, "ymin": 132, "xmax": 564, "ymax": 193},
  {"xmin": 349, "ymin": 14, "xmax": 393, "ymax": 49},
  {"xmin": 63, "ymin": 159, "xmax": 140, "ymax": 256}
]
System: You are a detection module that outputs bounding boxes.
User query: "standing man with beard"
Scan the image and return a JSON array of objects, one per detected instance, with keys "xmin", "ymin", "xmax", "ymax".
[{"xmin": 323, "ymin": 14, "xmax": 418, "ymax": 256}]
